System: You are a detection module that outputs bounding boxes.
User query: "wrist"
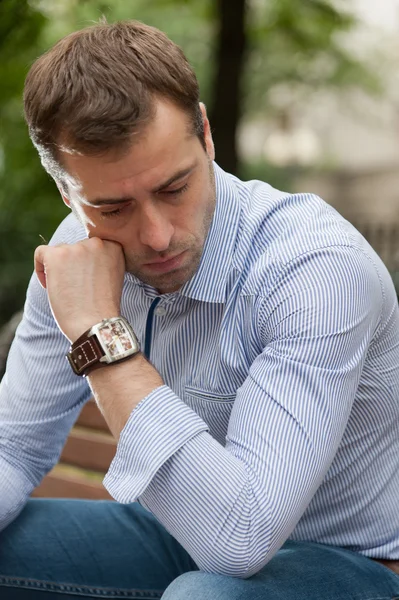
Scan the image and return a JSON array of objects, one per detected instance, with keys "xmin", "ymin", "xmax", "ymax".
[
  {"xmin": 87, "ymin": 350, "xmax": 144, "ymax": 380},
  {"xmin": 68, "ymin": 311, "xmax": 120, "ymax": 343},
  {"xmin": 87, "ymin": 354, "xmax": 164, "ymax": 437}
]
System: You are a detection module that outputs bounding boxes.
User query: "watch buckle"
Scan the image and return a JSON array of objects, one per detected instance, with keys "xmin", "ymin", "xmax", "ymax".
[{"xmin": 66, "ymin": 351, "xmax": 81, "ymax": 375}]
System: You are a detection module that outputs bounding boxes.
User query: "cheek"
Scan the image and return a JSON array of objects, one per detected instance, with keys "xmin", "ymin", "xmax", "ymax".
[
  {"xmin": 84, "ymin": 209, "xmax": 132, "ymax": 239},
  {"xmin": 173, "ymin": 207, "xmax": 198, "ymax": 238},
  {"xmin": 86, "ymin": 217, "xmax": 142, "ymax": 256},
  {"xmin": 191, "ymin": 187, "xmax": 214, "ymax": 226},
  {"xmin": 176, "ymin": 199, "xmax": 209, "ymax": 239}
]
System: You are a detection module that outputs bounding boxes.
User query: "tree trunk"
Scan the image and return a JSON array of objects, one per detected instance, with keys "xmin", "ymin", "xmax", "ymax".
[{"xmin": 209, "ymin": 0, "xmax": 247, "ymax": 175}]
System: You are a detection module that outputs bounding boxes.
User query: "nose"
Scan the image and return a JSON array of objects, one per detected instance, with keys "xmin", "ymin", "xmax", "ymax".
[{"xmin": 138, "ymin": 202, "xmax": 174, "ymax": 252}]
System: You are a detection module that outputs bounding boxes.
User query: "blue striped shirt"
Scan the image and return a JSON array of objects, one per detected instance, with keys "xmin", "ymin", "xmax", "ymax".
[{"xmin": 1, "ymin": 163, "xmax": 399, "ymax": 577}]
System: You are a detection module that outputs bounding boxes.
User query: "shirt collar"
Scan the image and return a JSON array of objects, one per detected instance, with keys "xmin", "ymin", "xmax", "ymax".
[
  {"xmin": 124, "ymin": 162, "xmax": 241, "ymax": 304},
  {"xmin": 179, "ymin": 162, "xmax": 241, "ymax": 303}
]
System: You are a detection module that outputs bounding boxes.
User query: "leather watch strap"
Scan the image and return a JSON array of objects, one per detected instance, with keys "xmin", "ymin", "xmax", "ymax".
[{"xmin": 67, "ymin": 330, "xmax": 105, "ymax": 376}]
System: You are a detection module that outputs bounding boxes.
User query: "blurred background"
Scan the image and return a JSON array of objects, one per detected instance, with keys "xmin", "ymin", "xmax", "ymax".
[{"xmin": 1, "ymin": 0, "xmax": 399, "ymax": 335}]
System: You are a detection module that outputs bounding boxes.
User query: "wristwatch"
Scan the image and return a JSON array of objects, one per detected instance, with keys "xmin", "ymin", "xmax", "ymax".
[{"xmin": 66, "ymin": 316, "xmax": 140, "ymax": 377}]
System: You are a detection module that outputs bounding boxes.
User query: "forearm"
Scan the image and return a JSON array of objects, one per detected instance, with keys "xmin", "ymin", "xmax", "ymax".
[
  {"xmin": 99, "ymin": 382, "xmax": 297, "ymax": 577},
  {"xmin": 99, "ymin": 371, "xmax": 339, "ymax": 577},
  {"xmin": 87, "ymin": 353, "xmax": 164, "ymax": 438},
  {"xmin": 88, "ymin": 355, "xmax": 303, "ymax": 576}
]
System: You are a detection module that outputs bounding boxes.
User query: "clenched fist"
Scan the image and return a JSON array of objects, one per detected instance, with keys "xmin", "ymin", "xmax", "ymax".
[{"xmin": 34, "ymin": 238, "xmax": 126, "ymax": 342}]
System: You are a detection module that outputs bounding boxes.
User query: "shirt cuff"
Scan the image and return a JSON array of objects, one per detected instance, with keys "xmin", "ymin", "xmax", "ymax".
[{"xmin": 103, "ymin": 385, "xmax": 209, "ymax": 502}]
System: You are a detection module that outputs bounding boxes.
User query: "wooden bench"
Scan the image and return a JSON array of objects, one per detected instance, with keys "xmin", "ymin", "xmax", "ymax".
[{"xmin": 32, "ymin": 400, "xmax": 115, "ymax": 500}]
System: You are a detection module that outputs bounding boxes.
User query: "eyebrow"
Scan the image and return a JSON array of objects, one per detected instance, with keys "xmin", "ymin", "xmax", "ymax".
[{"xmin": 87, "ymin": 165, "xmax": 195, "ymax": 207}]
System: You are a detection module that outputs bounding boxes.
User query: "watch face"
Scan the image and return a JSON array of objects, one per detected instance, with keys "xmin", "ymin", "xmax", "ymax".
[{"xmin": 97, "ymin": 320, "xmax": 135, "ymax": 359}]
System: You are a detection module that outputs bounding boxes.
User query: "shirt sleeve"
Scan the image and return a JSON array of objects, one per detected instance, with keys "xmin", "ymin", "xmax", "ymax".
[
  {"xmin": 103, "ymin": 245, "xmax": 383, "ymax": 578},
  {"xmin": 0, "ymin": 218, "xmax": 90, "ymax": 532}
]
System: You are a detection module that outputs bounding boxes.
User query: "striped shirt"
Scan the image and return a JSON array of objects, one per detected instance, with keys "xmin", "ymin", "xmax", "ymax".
[{"xmin": 1, "ymin": 163, "xmax": 399, "ymax": 577}]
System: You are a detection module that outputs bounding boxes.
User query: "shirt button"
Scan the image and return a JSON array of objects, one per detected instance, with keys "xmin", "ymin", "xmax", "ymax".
[{"xmin": 155, "ymin": 306, "xmax": 167, "ymax": 316}]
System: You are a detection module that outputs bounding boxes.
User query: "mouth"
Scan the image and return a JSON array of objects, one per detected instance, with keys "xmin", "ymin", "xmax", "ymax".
[{"xmin": 143, "ymin": 251, "xmax": 187, "ymax": 274}]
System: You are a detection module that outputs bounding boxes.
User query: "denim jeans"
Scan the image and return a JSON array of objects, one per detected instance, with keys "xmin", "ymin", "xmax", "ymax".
[{"xmin": 0, "ymin": 499, "xmax": 398, "ymax": 599}]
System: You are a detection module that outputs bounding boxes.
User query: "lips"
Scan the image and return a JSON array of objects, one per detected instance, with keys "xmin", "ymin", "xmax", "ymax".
[
  {"xmin": 144, "ymin": 251, "xmax": 186, "ymax": 274},
  {"xmin": 145, "ymin": 252, "xmax": 181, "ymax": 265}
]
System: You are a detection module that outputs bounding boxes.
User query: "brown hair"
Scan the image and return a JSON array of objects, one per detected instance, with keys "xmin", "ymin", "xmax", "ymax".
[{"xmin": 23, "ymin": 20, "xmax": 204, "ymax": 179}]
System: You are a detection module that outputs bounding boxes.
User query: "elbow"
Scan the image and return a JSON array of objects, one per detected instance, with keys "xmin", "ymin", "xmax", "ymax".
[
  {"xmin": 192, "ymin": 503, "xmax": 278, "ymax": 577},
  {"xmin": 194, "ymin": 541, "xmax": 272, "ymax": 579}
]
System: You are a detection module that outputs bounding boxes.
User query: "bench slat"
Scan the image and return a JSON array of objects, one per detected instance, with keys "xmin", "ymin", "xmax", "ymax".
[
  {"xmin": 33, "ymin": 470, "xmax": 112, "ymax": 500},
  {"xmin": 60, "ymin": 427, "xmax": 116, "ymax": 472},
  {"xmin": 76, "ymin": 400, "xmax": 110, "ymax": 432},
  {"xmin": 32, "ymin": 401, "xmax": 116, "ymax": 499}
]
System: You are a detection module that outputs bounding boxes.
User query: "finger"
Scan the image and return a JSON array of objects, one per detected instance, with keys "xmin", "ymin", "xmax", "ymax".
[{"xmin": 34, "ymin": 245, "xmax": 48, "ymax": 289}]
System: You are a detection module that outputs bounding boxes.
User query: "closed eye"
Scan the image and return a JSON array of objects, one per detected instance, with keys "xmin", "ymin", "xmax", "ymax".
[
  {"xmin": 161, "ymin": 183, "xmax": 189, "ymax": 196},
  {"xmin": 100, "ymin": 206, "xmax": 127, "ymax": 219},
  {"xmin": 99, "ymin": 183, "xmax": 189, "ymax": 218}
]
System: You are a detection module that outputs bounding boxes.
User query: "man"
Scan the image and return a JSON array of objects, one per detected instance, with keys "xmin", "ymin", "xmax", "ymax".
[{"xmin": 0, "ymin": 19, "xmax": 398, "ymax": 600}]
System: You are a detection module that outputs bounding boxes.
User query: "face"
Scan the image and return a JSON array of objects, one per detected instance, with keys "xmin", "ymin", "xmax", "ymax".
[{"xmin": 59, "ymin": 100, "xmax": 216, "ymax": 294}]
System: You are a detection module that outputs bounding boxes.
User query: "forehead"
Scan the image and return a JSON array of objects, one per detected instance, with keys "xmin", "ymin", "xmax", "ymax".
[{"xmin": 60, "ymin": 100, "xmax": 197, "ymax": 199}]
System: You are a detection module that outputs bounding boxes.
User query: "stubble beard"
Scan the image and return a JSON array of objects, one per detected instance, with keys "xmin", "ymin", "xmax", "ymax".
[{"xmin": 125, "ymin": 242, "xmax": 203, "ymax": 293}]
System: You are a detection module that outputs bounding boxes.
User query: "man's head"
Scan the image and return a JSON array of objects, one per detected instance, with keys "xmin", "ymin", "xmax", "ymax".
[{"xmin": 24, "ymin": 20, "xmax": 216, "ymax": 293}]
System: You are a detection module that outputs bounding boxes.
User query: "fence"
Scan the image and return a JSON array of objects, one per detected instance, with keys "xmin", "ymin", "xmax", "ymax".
[{"xmin": 354, "ymin": 222, "xmax": 399, "ymax": 296}]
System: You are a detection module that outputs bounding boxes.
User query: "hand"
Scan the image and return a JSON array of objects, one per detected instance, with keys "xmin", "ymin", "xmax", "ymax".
[{"xmin": 34, "ymin": 238, "xmax": 126, "ymax": 342}]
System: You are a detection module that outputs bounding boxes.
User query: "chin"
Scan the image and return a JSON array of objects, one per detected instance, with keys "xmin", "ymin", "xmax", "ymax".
[
  {"xmin": 127, "ymin": 247, "xmax": 203, "ymax": 291},
  {"xmin": 141, "ymin": 264, "xmax": 197, "ymax": 293},
  {"xmin": 153, "ymin": 271, "xmax": 193, "ymax": 294}
]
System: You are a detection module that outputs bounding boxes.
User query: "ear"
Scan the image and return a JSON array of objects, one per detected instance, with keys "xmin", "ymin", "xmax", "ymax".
[
  {"xmin": 199, "ymin": 102, "xmax": 215, "ymax": 161},
  {"xmin": 56, "ymin": 182, "xmax": 72, "ymax": 209}
]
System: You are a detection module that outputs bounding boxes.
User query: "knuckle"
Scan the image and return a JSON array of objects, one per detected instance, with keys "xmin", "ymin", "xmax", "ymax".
[
  {"xmin": 54, "ymin": 245, "xmax": 71, "ymax": 258},
  {"xmin": 89, "ymin": 236, "xmax": 105, "ymax": 249}
]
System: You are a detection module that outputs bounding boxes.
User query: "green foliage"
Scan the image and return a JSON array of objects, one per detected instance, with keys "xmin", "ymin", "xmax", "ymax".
[
  {"xmin": 245, "ymin": 0, "xmax": 380, "ymax": 116},
  {"xmin": 239, "ymin": 159, "xmax": 301, "ymax": 194},
  {"xmin": 0, "ymin": 0, "xmax": 68, "ymax": 324}
]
